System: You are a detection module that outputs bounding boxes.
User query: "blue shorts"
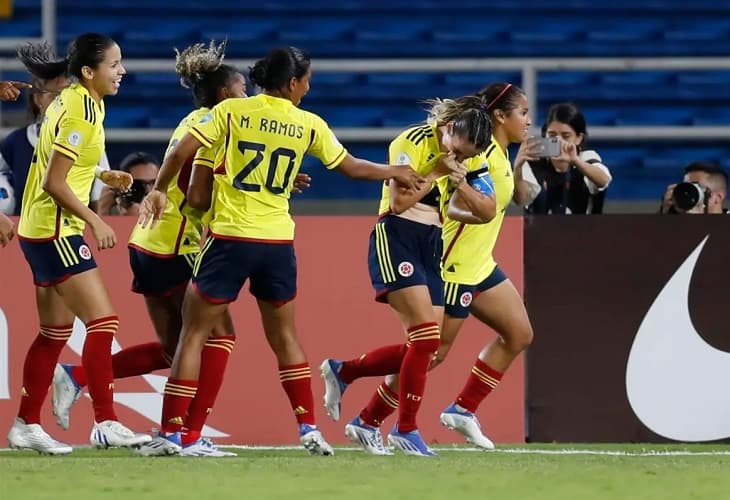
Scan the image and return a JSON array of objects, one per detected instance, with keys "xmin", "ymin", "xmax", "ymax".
[
  {"xmin": 20, "ymin": 235, "xmax": 97, "ymax": 287},
  {"xmin": 129, "ymin": 246, "xmax": 197, "ymax": 296},
  {"xmin": 368, "ymin": 215, "xmax": 444, "ymax": 306},
  {"xmin": 444, "ymin": 266, "xmax": 508, "ymax": 318},
  {"xmin": 192, "ymin": 236, "xmax": 297, "ymax": 305}
]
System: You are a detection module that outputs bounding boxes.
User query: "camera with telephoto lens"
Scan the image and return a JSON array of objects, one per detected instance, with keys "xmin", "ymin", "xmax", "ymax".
[
  {"xmin": 672, "ymin": 181, "xmax": 710, "ymax": 213},
  {"xmin": 119, "ymin": 179, "xmax": 150, "ymax": 205}
]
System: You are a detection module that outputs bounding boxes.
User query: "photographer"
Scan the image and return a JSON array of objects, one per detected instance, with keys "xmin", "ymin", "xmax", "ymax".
[
  {"xmin": 99, "ymin": 152, "xmax": 160, "ymax": 215},
  {"xmin": 660, "ymin": 161, "xmax": 728, "ymax": 214},
  {"xmin": 513, "ymin": 102, "xmax": 612, "ymax": 214}
]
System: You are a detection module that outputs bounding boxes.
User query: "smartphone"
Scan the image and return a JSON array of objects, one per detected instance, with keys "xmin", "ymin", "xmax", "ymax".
[{"xmin": 530, "ymin": 137, "xmax": 561, "ymax": 158}]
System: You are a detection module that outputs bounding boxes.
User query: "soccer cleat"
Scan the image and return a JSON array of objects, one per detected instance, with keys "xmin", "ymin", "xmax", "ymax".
[
  {"xmin": 344, "ymin": 416, "xmax": 392, "ymax": 456},
  {"xmin": 320, "ymin": 358, "xmax": 348, "ymax": 421},
  {"xmin": 7, "ymin": 418, "xmax": 73, "ymax": 455},
  {"xmin": 440, "ymin": 403, "xmax": 495, "ymax": 450},
  {"xmin": 90, "ymin": 420, "xmax": 152, "ymax": 449},
  {"xmin": 180, "ymin": 438, "xmax": 237, "ymax": 457},
  {"xmin": 130, "ymin": 431, "xmax": 182, "ymax": 456},
  {"xmin": 299, "ymin": 424, "xmax": 334, "ymax": 456},
  {"xmin": 52, "ymin": 363, "xmax": 83, "ymax": 430},
  {"xmin": 387, "ymin": 427, "xmax": 436, "ymax": 457}
]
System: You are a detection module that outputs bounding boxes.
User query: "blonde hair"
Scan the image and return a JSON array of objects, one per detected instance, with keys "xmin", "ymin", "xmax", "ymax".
[
  {"xmin": 425, "ymin": 95, "xmax": 487, "ymax": 126},
  {"xmin": 175, "ymin": 40, "xmax": 226, "ymax": 89},
  {"xmin": 425, "ymin": 95, "xmax": 492, "ymax": 150}
]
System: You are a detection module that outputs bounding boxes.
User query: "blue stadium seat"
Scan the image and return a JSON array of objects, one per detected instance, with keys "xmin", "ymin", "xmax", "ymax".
[
  {"xmin": 353, "ymin": 19, "xmax": 433, "ymax": 57},
  {"xmin": 615, "ymin": 108, "xmax": 694, "ymax": 126}
]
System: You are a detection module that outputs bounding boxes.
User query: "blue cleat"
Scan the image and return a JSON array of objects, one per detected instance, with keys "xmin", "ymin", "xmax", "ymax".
[
  {"xmin": 440, "ymin": 403, "xmax": 495, "ymax": 450},
  {"xmin": 319, "ymin": 359, "xmax": 348, "ymax": 421},
  {"xmin": 387, "ymin": 427, "xmax": 436, "ymax": 457},
  {"xmin": 344, "ymin": 416, "xmax": 392, "ymax": 455},
  {"xmin": 299, "ymin": 424, "xmax": 334, "ymax": 456},
  {"xmin": 52, "ymin": 364, "xmax": 83, "ymax": 430}
]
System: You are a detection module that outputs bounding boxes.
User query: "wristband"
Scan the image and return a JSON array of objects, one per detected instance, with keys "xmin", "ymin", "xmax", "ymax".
[{"xmin": 94, "ymin": 166, "xmax": 105, "ymax": 179}]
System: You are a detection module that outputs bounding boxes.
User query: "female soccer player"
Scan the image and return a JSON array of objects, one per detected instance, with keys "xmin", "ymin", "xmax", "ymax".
[
  {"xmin": 6, "ymin": 34, "xmax": 151, "ymax": 455},
  {"xmin": 139, "ymin": 46, "xmax": 423, "ymax": 456},
  {"xmin": 52, "ymin": 41, "xmax": 245, "ymax": 457},
  {"xmin": 320, "ymin": 95, "xmax": 492, "ymax": 456},
  {"xmin": 435, "ymin": 83, "xmax": 535, "ymax": 449}
]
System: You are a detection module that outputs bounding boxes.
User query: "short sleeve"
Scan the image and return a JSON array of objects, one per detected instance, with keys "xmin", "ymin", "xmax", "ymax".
[
  {"xmin": 388, "ymin": 134, "xmax": 424, "ymax": 172},
  {"xmin": 189, "ymin": 106, "xmax": 226, "ymax": 149},
  {"xmin": 580, "ymin": 150, "xmax": 612, "ymax": 194},
  {"xmin": 193, "ymin": 145, "xmax": 218, "ymax": 169},
  {"xmin": 307, "ymin": 115, "xmax": 347, "ymax": 170},
  {"xmin": 52, "ymin": 116, "xmax": 95, "ymax": 161}
]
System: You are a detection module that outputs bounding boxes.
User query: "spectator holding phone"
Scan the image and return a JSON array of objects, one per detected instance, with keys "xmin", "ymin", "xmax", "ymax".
[
  {"xmin": 513, "ymin": 102, "xmax": 611, "ymax": 214},
  {"xmin": 98, "ymin": 152, "xmax": 159, "ymax": 215}
]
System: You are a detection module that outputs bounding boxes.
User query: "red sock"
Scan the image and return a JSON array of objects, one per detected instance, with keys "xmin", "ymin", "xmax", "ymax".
[
  {"xmin": 83, "ymin": 316, "xmax": 119, "ymax": 423},
  {"xmin": 360, "ymin": 382, "xmax": 398, "ymax": 427},
  {"xmin": 161, "ymin": 378, "xmax": 197, "ymax": 434},
  {"xmin": 17, "ymin": 324, "xmax": 73, "ymax": 424},
  {"xmin": 338, "ymin": 344, "xmax": 407, "ymax": 384},
  {"xmin": 279, "ymin": 363, "xmax": 315, "ymax": 426},
  {"xmin": 397, "ymin": 322, "xmax": 440, "ymax": 433},
  {"xmin": 70, "ymin": 342, "xmax": 169, "ymax": 387},
  {"xmin": 455, "ymin": 358, "xmax": 503, "ymax": 413},
  {"xmin": 184, "ymin": 335, "xmax": 235, "ymax": 436}
]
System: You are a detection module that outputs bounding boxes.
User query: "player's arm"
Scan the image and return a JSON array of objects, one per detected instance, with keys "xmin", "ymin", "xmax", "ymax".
[
  {"xmin": 389, "ymin": 153, "xmax": 457, "ymax": 214},
  {"xmin": 308, "ymin": 116, "xmax": 425, "ymax": 190},
  {"xmin": 187, "ymin": 146, "xmax": 216, "ymax": 211},
  {"xmin": 447, "ymin": 176, "xmax": 497, "ymax": 224},
  {"xmin": 43, "ymin": 150, "xmax": 116, "ymax": 249}
]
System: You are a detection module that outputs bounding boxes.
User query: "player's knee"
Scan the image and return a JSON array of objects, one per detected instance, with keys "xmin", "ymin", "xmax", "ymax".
[{"xmin": 505, "ymin": 325, "xmax": 533, "ymax": 354}]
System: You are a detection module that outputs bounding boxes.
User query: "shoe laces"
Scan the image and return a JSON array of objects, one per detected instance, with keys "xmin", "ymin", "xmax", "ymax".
[{"xmin": 106, "ymin": 421, "xmax": 135, "ymax": 437}]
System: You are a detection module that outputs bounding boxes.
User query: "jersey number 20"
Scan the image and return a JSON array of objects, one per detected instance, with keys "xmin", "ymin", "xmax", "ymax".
[{"xmin": 233, "ymin": 140, "xmax": 297, "ymax": 194}]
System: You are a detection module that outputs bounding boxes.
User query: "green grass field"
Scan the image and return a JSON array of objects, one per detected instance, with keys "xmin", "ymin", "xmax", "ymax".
[{"xmin": 2, "ymin": 444, "xmax": 729, "ymax": 499}]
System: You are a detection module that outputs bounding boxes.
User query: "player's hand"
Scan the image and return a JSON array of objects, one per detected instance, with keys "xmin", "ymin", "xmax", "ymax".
[
  {"xmin": 138, "ymin": 190, "xmax": 167, "ymax": 228},
  {"xmin": 428, "ymin": 342, "xmax": 453, "ymax": 371},
  {"xmin": 100, "ymin": 169, "xmax": 133, "ymax": 192},
  {"xmin": 0, "ymin": 81, "xmax": 31, "ymax": 101},
  {"xmin": 0, "ymin": 214, "xmax": 15, "ymax": 248},
  {"xmin": 448, "ymin": 163, "xmax": 468, "ymax": 187},
  {"xmin": 391, "ymin": 165, "xmax": 426, "ymax": 191},
  {"xmin": 90, "ymin": 218, "xmax": 116, "ymax": 250},
  {"xmin": 292, "ymin": 173, "xmax": 311, "ymax": 194},
  {"xmin": 433, "ymin": 153, "xmax": 459, "ymax": 178}
]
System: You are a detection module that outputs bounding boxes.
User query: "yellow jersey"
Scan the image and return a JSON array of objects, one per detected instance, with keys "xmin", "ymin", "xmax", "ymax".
[
  {"xmin": 440, "ymin": 138, "xmax": 514, "ymax": 285},
  {"xmin": 128, "ymin": 108, "xmax": 209, "ymax": 256},
  {"xmin": 18, "ymin": 83, "xmax": 105, "ymax": 240},
  {"xmin": 378, "ymin": 124, "xmax": 441, "ymax": 216},
  {"xmin": 189, "ymin": 94, "xmax": 347, "ymax": 241}
]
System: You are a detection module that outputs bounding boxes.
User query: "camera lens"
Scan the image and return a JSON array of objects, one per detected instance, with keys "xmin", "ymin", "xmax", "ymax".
[{"xmin": 672, "ymin": 182, "xmax": 702, "ymax": 212}]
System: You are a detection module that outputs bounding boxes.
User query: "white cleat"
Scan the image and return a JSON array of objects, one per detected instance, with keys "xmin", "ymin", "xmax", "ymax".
[
  {"xmin": 180, "ymin": 438, "xmax": 237, "ymax": 457},
  {"xmin": 319, "ymin": 359, "xmax": 347, "ymax": 421},
  {"xmin": 52, "ymin": 364, "xmax": 82, "ymax": 430},
  {"xmin": 130, "ymin": 432, "xmax": 182, "ymax": 457},
  {"xmin": 440, "ymin": 405, "xmax": 495, "ymax": 450},
  {"xmin": 299, "ymin": 425, "xmax": 334, "ymax": 456},
  {"xmin": 344, "ymin": 416, "xmax": 392, "ymax": 455},
  {"xmin": 7, "ymin": 418, "xmax": 72, "ymax": 455},
  {"xmin": 90, "ymin": 420, "xmax": 152, "ymax": 449}
]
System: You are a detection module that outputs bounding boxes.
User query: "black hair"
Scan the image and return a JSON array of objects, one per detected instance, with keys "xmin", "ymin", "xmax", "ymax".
[
  {"xmin": 17, "ymin": 33, "xmax": 116, "ymax": 82},
  {"xmin": 542, "ymin": 102, "xmax": 588, "ymax": 138},
  {"xmin": 248, "ymin": 46, "xmax": 310, "ymax": 91},
  {"xmin": 477, "ymin": 82, "xmax": 525, "ymax": 118},
  {"xmin": 118, "ymin": 151, "xmax": 159, "ymax": 173},
  {"xmin": 684, "ymin": 161, "xmax": 728, "ymax": 192},
  {"xmin": 175, "ymin": 40, "xmax": 242, "ymax": 108},
  {"xmin": 16, "ymin": 42, "xmax": 68, "ymax": 120},
  {"xmin": 426, "ymin": 94, "xmax": 492, "ymax": 151}
]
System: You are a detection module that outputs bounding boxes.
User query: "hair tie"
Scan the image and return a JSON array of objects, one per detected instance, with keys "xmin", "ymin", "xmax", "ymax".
[{"xmin": 486, "ymin": 83, "xmax": 512, "ymax": 110}]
